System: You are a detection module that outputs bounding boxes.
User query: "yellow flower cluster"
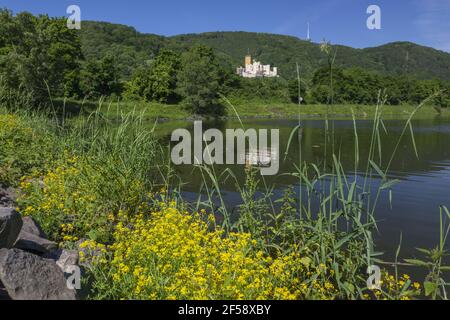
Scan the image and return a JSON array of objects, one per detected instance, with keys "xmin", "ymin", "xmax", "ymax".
[
  {"xmin": 367, "ymin": 272, "xmax": 421, "ymax": 300},
  {"xmin": 18, "ymin": 159, "xmax": 101, "ymax": 240},
  {"xmin": 60, "ymin": 223, "xmax": 79, "ymax": 242},
  {"xmin": 109, "ymin": 202, "xmax": 338, "ymax": 300},
  {"xmin": 79, "ymin": 239, "xmax": 108, "ymax": 265}
]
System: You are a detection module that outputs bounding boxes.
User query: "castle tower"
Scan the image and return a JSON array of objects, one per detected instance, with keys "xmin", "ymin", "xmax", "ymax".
[{"xmin": 245, "ymin": 55, "xmax": 252, "ymax": 66}]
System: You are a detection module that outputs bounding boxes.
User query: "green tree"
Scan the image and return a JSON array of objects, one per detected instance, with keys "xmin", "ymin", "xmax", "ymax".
[
  {"xmin": 340, "ymin": 68, "xmax": 381, "ymax": 105},
  {"xmin": 124, "ymin": 66, "xmax": 152, "ymax": 101},
  {"xmin": 148, "ymin": 49, "xmax": 181, "ymax": 103},
  {"xmin": 81, "ymin": 55, "xmax": 122, "ymax": 98},
  {"xmin": 311, "ymin": 85, "xmax": 332, "ymax": 104},
  {"xmin": 311, "ymin": 67, "xmax": 345, "ymax": 104},
  {"xmin": 288, "ymin": 78, "xmax": 307, "ymax": 104},
  {"xmin": 124, "ymin": 49, "xmax": 181, "ymax": 103},
  {"xmin": 177, "ymin": 45, "xmax": 224, "ymax": 115},
  {"xmin": 0, "ymin": 9, "xmax": 83, "ymax": 107}
]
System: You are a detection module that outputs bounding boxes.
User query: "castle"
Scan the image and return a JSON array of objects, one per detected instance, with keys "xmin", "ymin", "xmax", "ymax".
[{"xmin": 236, "ymin": 55, "xmax": 278, "ymax": 78}]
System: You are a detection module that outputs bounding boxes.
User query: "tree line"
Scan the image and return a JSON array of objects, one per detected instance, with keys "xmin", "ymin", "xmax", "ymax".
[
  {"xmin": 1, "ymin": 9, "xmax": 449, "ymax": 115},
  {"xmin": 307, "ymin": 67, "xmax": 450, "ymax": 107}
]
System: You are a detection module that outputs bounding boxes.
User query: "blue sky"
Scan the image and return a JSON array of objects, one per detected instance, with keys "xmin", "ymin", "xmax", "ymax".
[{"xmin": 1, "ymin": 0, "xmax": 449, "ymax": 52}]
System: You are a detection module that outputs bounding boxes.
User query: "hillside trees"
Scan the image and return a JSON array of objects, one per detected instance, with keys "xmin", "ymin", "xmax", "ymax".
[
  {"xmin": 309, "ymin": 66, "xmax": 449, "ymax": 106},
  {"xmin": 1, "ymin": 10, "xmax": 449, "ymax": 112},
  {"xmin": 125, "ymin": 49, "xmax": 181, "ymax": 103},
  {"xmin": 79, "ymin": 21, "xmax": 165, "ymax": 79},
  {"xmin": 0, "ymin": 9, "xmax": 83, "ymax": 107},
  {"xmin": 80, "ymin": 55, "xmax": 122, "ymax": 99}
]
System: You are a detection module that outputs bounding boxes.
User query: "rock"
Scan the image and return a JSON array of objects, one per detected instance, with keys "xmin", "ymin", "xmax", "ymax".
[
  {"xmin": 0, "ymin": 208, "xmax": 23, "ymax": 249},
  {"xmin": 14, "ymin": 216, "xmax": 57, "ymax": 255},
  {"xmin": 21, "ymin": 216, "xmax": 47, "ymax": 238},
  {"xmin": 44, "ymin": 249, "xmax": 79, "ymax": 273},
  {"xmin": 44, "ymin": 249, "xmax": 90, "ymax": 300},
  {"xmin": 14, "ymin": 231, "xmax": 58, "ymax": 255},
  {"xmin": 0, "ymin": 187, "xmax": 17, "ymax": 207},
  {"xmin": 0, "ymin": 280, "xmax": 11, "ymax": 300},
  {"xmin": 0, "ymin": 248, "xmax": 76, "ymax": 300},
  {"xmin": 43, "ymin": 249, "xmax": 86, "ymax": 298}
]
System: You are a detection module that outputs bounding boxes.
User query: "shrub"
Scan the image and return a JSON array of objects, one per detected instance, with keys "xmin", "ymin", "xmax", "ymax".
[
  {"xmin": 18, "ymin": 156, "xmax": 120, "ymax": 242},
  {"xmin": 0, "ymin": 113, "xmax": 58, "ymax": 186}
]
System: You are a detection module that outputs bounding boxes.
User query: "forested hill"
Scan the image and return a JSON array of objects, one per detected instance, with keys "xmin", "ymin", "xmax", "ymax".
[
  {"xmin": 79, "ymin": 21, "xmax": 165, "ymax": 78},
  {"xmin": 79, "ymin": 21, "xmax": 450, "ymax": 81}
]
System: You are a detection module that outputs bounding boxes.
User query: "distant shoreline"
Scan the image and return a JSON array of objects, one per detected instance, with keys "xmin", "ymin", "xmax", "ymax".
[{"xmin": 68, "ymin": 99, "xmax": 448, "ymax": 122}]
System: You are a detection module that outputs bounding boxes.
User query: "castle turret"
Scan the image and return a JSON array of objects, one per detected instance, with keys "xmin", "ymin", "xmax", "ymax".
[{"xmin": 245, "ymin": 55, "xmax": 252, "ymax": 66}]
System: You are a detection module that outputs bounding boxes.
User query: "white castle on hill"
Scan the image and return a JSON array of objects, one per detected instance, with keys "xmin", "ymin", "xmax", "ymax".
[{"xmin": 236, "ymin": 55, "xmax": 278, "ymax": 78}]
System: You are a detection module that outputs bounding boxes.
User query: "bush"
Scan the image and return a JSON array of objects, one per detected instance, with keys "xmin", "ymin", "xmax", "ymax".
[
  {"xmin": 18, "ymin": 156, "xmax": 138, "ymax": 243},
  {"xmin": 0, "ymin": 113, "xmax": 58, "ymax": 186}
]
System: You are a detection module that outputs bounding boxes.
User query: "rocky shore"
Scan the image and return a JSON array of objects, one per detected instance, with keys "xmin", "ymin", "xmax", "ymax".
[{"xmin": 0, "ymin": 187, "xmax": 80, "ymax": 300}]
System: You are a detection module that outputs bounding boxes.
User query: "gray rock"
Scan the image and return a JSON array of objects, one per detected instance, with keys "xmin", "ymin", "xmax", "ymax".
[
  {"xmin": 0, "ymin": 187, "xmax": 17, "ymax": 207},
  {"xmin": 14, "ymin": 216, "xmax": 57, "ymax": 255},
  {"xmin": 21, "ymin": 216, "xmax": 47, "ymax": 238},
  {"xmin": 44, "ymin": 249, "xmax": 90, "ymax": 300},
  {"xmin": 44, "ymin": 249, "xmax": 79, "ymax": 273},
  {"xmin": 14, "ymin": 231, "xmax": 58, "ymax": 255},
  {"xmin": 0, "ymin": 208, "xmax": 23, "ymax": 249},
  {"xmin": 0, "ymin": 248, "xmax": 76, "ymax": 300},
  {"xmin": 0, "ymin": 280, "xmax": 11, "ymax": 300}
]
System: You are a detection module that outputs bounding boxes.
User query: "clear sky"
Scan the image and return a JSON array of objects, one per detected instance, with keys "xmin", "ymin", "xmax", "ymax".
[{"xmin": 1, "ymin": 0, "xmax": 449, "ymax": 52}]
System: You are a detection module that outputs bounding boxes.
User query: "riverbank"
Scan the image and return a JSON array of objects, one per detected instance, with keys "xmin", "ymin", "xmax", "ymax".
[{"xmin": 57, "ymin": 98, "xmax": 449, "ymax": 121}]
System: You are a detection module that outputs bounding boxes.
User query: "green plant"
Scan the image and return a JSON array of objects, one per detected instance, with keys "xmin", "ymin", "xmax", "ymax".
[{"xmin": 405, "ymin": 206, "xmax": 450, "ymax": 299}]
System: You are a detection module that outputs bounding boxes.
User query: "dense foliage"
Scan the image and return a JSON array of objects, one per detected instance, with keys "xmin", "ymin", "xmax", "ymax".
[
  {"xmin": 125, "ymin": 49, "xmax": 181, "ymax": 103},
  {"xmin": 176, "ymin": 45, "xmax": 224, "ymax": 114},
  {"xmin": 1, "ymin": 10, "xmax": 449, "ymax": 114},
  {"xmin": 81, "ymin": 25, "xmax": 450, "ymax": 81},
  {"xmin": 79, "ymin": 21, "xmax": 165, "ymax": 79},
  {"xmin": 0, "ymin": 9, "xmax": 83, "ymax": 106},
  {"xmin": 310, "ymin": 67, "xmax": 450, "ymax": 106},
  {"xmin": 80, "ymin": 55, "xmax": 122, "ymax": 99}
]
